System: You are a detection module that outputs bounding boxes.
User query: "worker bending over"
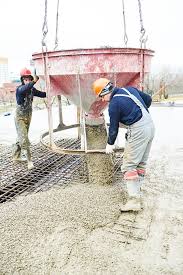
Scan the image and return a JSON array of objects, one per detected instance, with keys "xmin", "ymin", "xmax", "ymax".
[{"xmin": 92, "ymin": 78, "xmax": 155, "ymax": 211}]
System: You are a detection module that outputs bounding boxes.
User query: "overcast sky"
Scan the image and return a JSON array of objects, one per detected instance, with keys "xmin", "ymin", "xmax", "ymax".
[{"xmin": 0, "ymin": 0, "xmax": 183, "ymax": 74}]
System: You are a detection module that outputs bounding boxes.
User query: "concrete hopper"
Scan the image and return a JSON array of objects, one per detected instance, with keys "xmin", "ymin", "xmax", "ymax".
[
  {"xmin": 32, "ymin": 47, "xmax": 154, "ymax": 118},
  {"xmin": 32, "ymin": 47, "xmax": 154, "ymax": 184}
]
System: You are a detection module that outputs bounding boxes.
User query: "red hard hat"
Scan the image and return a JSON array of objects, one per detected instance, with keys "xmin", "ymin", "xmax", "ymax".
[{"xmin": 20, "ymin": 67, "xmax": 32, "ymax": 77}]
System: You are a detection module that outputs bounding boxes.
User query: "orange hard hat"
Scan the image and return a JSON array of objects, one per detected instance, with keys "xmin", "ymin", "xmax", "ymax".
[
  {"xmin": 20, "ymin": 67, "xmax": 32, "ymax": 77},
  {"xmin": 92, "ymin": 78, "xmax": 113, "ymax": 97}
]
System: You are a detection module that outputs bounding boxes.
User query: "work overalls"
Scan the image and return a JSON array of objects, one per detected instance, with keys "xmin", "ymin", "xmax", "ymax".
[
  {"xmin": 113, "ymin": 88, "xmax": 155, "ymax": 198},
  {"xmin": 114, "ymin": 88, "xmax": 155, "ymax": 173}
]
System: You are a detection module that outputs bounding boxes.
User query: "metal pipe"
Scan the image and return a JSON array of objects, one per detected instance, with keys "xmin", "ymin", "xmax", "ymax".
[{"xmin": 57, "ymin": 95, "xmax": 65, "ymax": 127}]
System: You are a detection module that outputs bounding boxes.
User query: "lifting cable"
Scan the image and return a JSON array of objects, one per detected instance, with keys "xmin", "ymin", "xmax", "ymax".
[
  {"xmin": 42, "ymin": 0, "xmax": 54, "ymax": 147},
  {"xmin": 42, "ymin": 0, "xmax": 48, "ymax": 49},
  {"xmin": 137, "ymin": 0, "xmax": 148, "ymax": 90},
  {"xmin": 122, "ymin": 0, "xmax": 128, "ymax": 47},
  {"xmin": 41, "ymin": 0, "xmax": 49, "ymax": 84},
  {"xmin": 137, "ymin": 0, "xmax": 148, "ymax": 49},
  {"xmin": 41, "ymin": 0, "xmax": 49, "ymax": 93},
  {"xmin": 54, "ymin": 0, "xmax": 60, "ymax": 50}
]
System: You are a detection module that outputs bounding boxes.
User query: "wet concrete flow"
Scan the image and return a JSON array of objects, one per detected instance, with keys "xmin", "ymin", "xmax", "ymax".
[{"xmin": 86, "ymin": 123, "xmax": 114, "ymax": 185}]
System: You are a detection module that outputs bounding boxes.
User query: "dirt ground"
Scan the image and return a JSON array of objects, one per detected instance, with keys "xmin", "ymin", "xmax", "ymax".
[{"xmin": 0, "ymin": 106, "xmax": 183, "ymax": 274}]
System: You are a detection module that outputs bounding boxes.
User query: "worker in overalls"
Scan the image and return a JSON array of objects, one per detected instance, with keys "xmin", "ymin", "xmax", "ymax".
[
  {"xmin": 12, "ymin": 68, "xmax": 46, "ymax": 170},
  {"xmin": 92, "ymin": 78, "xmax": 155, "ymax": 211}
]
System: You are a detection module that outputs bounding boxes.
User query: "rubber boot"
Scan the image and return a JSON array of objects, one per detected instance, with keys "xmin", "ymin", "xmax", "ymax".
[
  {"xmin": 120, "ymin": 170, "xmax": 142, "ymax": 212},
  {"xmin": 23, "ymin": 149, "xmax": 34, "ymax": 170},
  {"xmin": 12, "ymin": 143, "xmax": 26, "ymax": 162},
  {"xmin": 137, "ymin": 168, "xmax": 145, "ymax": 190},
  {"xmin": 137, "ymin": 168, "xmax": 146, "ymax": 209},
  {"xmin": 120, "ymin": 195, "xmax": 141, "ymax": 212}
]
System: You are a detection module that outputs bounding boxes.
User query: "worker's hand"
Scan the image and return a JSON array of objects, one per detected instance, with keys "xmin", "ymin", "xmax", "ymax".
[
  {"xmin": 105, "ymin": 143, "xmax": 115, "ymax": 154},
  {"xmin": 33, "ymin": 75, "xmax": 39, "ymax": 83}
]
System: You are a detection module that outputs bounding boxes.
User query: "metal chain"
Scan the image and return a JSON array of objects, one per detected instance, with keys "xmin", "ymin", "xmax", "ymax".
[
  {"xmin": 137, "ymin": 0, "xmax": 148, "ymax": 48},
  {"xmin": 122, "ymin": 0, "xmax": 128, "ymax": 47},
  {"xmin": 42, "ymin": 0, "xmax": 48, "ymax": 48},
  {"xmin": 41, "ymin": 0, "xmax": 54, "ymax": 145},
  {"xmin": 41, "ymin": 0, "xmax": 49, "ymax": 82},
  {"xmin": 54, "ymin": 0, "xmax": 60, "ymax": 50}
]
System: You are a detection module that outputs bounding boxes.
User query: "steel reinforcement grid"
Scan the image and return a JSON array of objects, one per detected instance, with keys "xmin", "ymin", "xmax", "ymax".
[{"xmin": 0, "ymin": 139, "xmax": 123, "ymax": 204}]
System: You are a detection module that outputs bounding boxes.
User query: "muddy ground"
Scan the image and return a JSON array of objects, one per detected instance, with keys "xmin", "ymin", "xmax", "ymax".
[{"xmin": 0, "ymin": 106, "xmax": 183, "ymax": 274}]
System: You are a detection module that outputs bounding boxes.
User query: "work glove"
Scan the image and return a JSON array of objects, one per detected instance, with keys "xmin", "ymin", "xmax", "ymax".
[
  {"xmin": 105, "ymin": 143, "xmax": 115, "ymax": 154},
  {"xmin": 33, "ymin": 75, "xmax": 39, "ymax": 83}
]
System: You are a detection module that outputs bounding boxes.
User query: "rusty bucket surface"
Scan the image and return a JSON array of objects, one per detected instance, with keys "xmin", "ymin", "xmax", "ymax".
[{"xmin": 32, "ymin": 47, "xmax": 154, "ymax": 117}]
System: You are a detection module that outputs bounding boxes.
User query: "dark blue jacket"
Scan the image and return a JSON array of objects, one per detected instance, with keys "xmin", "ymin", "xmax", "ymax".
[
  {"xmin": 108, "ymin": 86, "xmax": 152, "ymax": 145},
  {"xmin": 16, "ymin": 81, "xmax": 46, "ymax": 106}
]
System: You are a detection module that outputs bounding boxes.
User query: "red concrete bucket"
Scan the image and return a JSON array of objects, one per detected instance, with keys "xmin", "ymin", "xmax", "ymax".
[{"xmin": 32, "ymin": 47, "xmax": 154, "ymax": 117}]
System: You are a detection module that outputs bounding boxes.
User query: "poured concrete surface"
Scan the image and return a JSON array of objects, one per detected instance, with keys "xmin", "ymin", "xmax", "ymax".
[{"xmin": 0, "ymin": 106, "xmax": 183, "ymax": 274}]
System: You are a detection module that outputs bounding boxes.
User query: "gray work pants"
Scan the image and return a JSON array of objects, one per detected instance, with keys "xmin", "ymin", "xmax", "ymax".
[{"xmin": 122, "ymin": 120, "xmax": 155, "ymax": 172}]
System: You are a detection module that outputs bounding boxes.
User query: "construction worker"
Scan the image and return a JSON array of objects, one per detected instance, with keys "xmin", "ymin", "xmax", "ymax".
[
  {"xmin": 92, "ymin": 78, "xmax": 155, "ymax": 211},
  {"xmin": 12, "ymin": 68, "xmax": 46, "ymax": 170}
]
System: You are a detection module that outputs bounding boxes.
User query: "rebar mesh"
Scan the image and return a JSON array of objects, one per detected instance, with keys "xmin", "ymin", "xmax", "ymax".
[{"xmin": 0, "ymin": 139, "xmax": 123, "ymax": 204}]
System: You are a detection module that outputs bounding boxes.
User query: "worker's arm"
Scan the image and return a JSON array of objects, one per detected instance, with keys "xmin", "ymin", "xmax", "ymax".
[
  {"xmin": 16, "ymin": 75, "xmax": 39, "ymax": 95},
  {"xmin": 32, "ymin": 87, "xmax": 46, "ymax": 98},
  {"xmin": 31, "ymin": 75, "xmax": 46, "ymax": 98},
  {"xmin": 107, "ymin": 101, "xmax": 120, "ymax": 145},
  {"xmin": 16, "ymin": 82, "xmax": 35, "ymax": 95}
]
